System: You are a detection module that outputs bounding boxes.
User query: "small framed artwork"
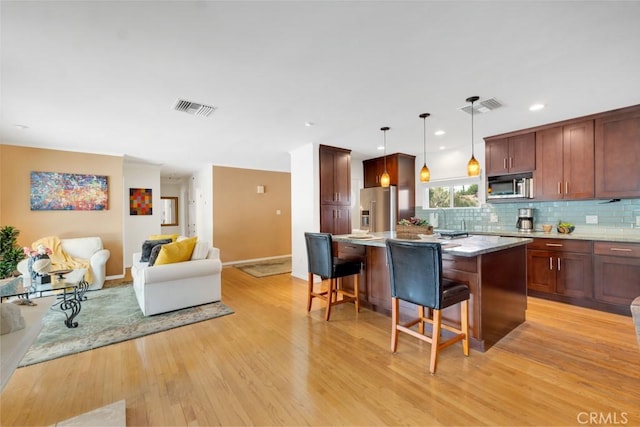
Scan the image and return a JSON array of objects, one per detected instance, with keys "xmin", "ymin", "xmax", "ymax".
[{"xmin": 130, "ymin": 188, "xmax": 153, "ymax": 215}]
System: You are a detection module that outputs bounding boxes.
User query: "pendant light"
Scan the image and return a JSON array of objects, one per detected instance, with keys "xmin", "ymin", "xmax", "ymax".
[
  {"xmin": 466, "ymin": 96, "xmax": 481, "ymax": 177},
  {"xmin": 380, "ymin": 127, "xmax": 391, "ymax": 187},
  {"xmin": 419, "ymin": 113, "xmax": 431, "ymax": 182}
]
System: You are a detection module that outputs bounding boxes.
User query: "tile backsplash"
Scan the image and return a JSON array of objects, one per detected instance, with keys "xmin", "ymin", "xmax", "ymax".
[{"xmin": 416, "ymin": 198, "xmax": 640, "ymax": 238}]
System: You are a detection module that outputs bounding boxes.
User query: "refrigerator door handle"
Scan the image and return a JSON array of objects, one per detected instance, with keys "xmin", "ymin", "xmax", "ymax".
[{"xmin": 369, "ymin": 200, "xmax": 375, "ymax": 232}]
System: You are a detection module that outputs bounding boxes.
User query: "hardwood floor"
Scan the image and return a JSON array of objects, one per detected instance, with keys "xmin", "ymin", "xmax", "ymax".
[{"xmin": 1, "ymin": 267, "xmax": 638, "ymax": 426}]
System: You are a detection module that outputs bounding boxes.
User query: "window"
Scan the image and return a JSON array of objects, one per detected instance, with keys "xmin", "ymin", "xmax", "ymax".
[{"xmin": 423, "ymin": 178, "xmax": 480, "ymax": 209}]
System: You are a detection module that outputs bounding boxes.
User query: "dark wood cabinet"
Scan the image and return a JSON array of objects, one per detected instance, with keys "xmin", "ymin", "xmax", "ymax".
[
  {"xmin": 527, "ymin": 238, "xmax": 640, "ymax": 316},
  {"xmin": 595, "ymin": 105, "xmax": 640, "ymax": 199},
  {"xmin": 534, "ymin": 120, "xmax": 594, "ymax": 200},
  {"xmin": 485, "ymin": 133, "xmax": 535, "ymax": 176},
  {"xmin": 319, "ymin": 145, "xmax": 351, "ymax": 234},
  {"xmin": 363, "ymin": 157, "xmax": 386, "ymax": 188},
  {"xmin": 320, "ymin": 145, "xmax": 351, "ymax": 206},
  {"xmin": 594, "ymin": 242, "xmax": 640, "ymax": 312},
  {"xmin": 320, "ymin": 205, "xmax": 351, "ymax": 236},
  {"xmin": 527, "ymin": 239, "xmax": 593, "ymax": 300},
  {"xmin": 362, "ymin": 153, "xmax": 415, "ymax": 221}
]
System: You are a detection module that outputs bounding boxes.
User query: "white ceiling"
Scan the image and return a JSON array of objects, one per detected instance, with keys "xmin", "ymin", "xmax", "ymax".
[{"xmin": 2, "ymin": 1, "xmax": 640, "ymax": 177}]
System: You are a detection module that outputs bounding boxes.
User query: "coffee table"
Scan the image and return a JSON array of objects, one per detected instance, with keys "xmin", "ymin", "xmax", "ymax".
[
  {"xmin": 33, "ymin": 269, "xmax": 89, "ymax": 328},
  {"xmin": 0, "ymin": 276, "xmax": 32, "ymax": 303}
]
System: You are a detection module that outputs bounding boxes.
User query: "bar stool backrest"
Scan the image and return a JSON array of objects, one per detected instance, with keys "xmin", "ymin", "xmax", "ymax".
[
  {"xmin": 386, "ymin": 239, "xmax": 444, "ymax": 309},
  {"xmin": 304, "ymin": 232, "xmax": 333, "ymax": 279}
]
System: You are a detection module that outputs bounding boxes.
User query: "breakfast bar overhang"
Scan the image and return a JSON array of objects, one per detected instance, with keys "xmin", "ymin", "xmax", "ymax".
[{"xmin": 332, "ymin": 233, "xmax": 533, "ymax": 352}]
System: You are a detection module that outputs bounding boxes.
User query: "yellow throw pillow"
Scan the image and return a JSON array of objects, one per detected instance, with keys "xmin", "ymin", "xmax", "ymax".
[
  {"xmin": 148, "ymin": 234, "xmax": 179, "ymax": 242},
  {"xmin": 154, "ymin": 237, "xmax": 197, "ymax": 266}
]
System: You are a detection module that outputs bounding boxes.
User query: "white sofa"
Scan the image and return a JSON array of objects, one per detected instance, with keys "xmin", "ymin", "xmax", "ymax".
[
  {"xmin": 131, "ymin": 241, "xmax": 222, "ymax": 316},
  {"xmin": 1, "ymin": 296, "xmax": 54, "ymax": 390},
  {"xmin": 17, "ymin": 237, "xmax": 110, "ymax": 290}
]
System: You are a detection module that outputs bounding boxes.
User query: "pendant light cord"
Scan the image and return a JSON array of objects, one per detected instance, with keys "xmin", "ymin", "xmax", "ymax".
[
  {"xmin": 423, "ymin": 116, "xmax": 427, "ymax": 161},
  {"xmin": 470, "ymin": 100, "xmax": 475, "ymax": 157},
  {"xmin": 381, "ymin": 126, "xmax": 389, "ymax": 172}
]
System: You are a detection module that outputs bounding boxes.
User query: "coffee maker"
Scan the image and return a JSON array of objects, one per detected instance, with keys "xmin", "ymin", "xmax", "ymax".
[{"xmin": 516, "ymin": 208, "xmax": 534, "ymax": 232}]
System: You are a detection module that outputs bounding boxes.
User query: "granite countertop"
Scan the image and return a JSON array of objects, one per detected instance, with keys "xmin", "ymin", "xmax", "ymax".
[
  {"xmin": 474, "ymin": 229, "xmax": 640, "ymax": 243},
  {"xmin": 333, "ymin": 232, "xmax": 532, "ymax": 258}
]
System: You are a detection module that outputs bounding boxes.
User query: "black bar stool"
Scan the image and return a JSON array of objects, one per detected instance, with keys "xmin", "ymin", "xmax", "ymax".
[
  {"xmin": 386, "ymin": 239, "xmax": 470, "ymax": 374},
  {"xmin": 304, "ymin": 232, "xmax": 361, "ymax": 321}
]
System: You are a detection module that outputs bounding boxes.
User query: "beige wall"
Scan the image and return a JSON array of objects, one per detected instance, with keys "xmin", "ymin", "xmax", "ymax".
[
  {"xmin": 0, "ymin": 145, "xmax": 124, "ymax": 277},
  {"xmin": 213, "ymin": 166, "xmax": 291, "ymax": 263}
]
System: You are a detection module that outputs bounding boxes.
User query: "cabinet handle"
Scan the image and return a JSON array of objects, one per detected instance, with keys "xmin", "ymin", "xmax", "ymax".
[
  {"xmin": 565, "ymin": 182, "xmax": 569, "ymax": 194},
  {"xmin": 333, "ymin": 210, "xmax": 336, "ymax": 219},
  {"xmin": 610, "ymin": 248, "xmax": 632, "ymax": 252},
  {"xmin": 557, "ymin": 182, "xmax": 562, "ymax": 194},
  {"xmin": 545, "ymin": 243, "xmax": 563, "ymax": 247},
  {"xmin": 557, "ymin": 257, "xmax": 561, "ymax": 271},
  {"xmin": 336, "ymin": 192, "xmax": 340, "ymax": 202},
  {"xmin": 504, "ymin": 158, "xmax": 507, "ymax": 170},
  {"xmin": 549, "ymin": 257, "xmax": 553, "ymax": 270},
  {"xmin": 509, "ymin": 157, "xmax": 513, "ymax": 169}
]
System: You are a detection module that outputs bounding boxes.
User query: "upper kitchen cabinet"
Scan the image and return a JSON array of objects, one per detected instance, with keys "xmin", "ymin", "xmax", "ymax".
[
  {"xmin": 363, "ymin": 153, "xmax": 415, "ymax": 221},
  {"xmin": 595, "ymin": 105, "xmax": 640, "ymax": 199},
  {"xmin": 363, "ymin": 153, "xmax": 415, "ymax": 189},
  {"xmin": 485, "ymin": 132, "xmax": 535, "ymax": 176},
  {"xmin": 535, "ymin": 120, "xmax": 594, "ymax": 201},
  {"xmin": 320, "ymin": 145, "xmax": 351, "ymax": 206}
]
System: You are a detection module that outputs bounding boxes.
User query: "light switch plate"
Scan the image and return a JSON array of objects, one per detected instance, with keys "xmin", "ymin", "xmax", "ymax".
[
  {"xmin": 586, "ymin": 215, "xmax": 598, "ymax": 224},
  {"xmin": 490, "ymin": 213, "xmax": 498, "ymax": 223}
]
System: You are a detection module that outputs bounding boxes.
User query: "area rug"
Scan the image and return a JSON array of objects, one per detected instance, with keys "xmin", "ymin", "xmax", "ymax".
[
  {"xmin": 19, "ymin": 284, "xmax": 233, "ymax": 367},
  {"xmin": 234, "ymin": 257, "xmax": 292, "ymax": 278}
]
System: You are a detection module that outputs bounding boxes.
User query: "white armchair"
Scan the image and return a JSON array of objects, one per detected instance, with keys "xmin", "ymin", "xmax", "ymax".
[{"xmin": 17, "ymin": 237, "xmax": 110, "ymax": 290}]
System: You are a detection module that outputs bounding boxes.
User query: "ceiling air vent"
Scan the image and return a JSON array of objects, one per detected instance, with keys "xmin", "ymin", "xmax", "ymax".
[
  {"xmin": 172, "ymin": 99, "xmax": 216, "ymax": 117},
  {"xmin": 458, "ymin": 97, "xmax": 503, "ymax": 115}
]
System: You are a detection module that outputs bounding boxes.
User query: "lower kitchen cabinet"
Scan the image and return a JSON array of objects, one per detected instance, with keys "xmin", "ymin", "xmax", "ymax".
[
  {"xmin": 528, "ymin": 238, "xmax": 639, "ymax": 315},
  {"xmin": 527, "ymin": 238, "xmax": 593, "ymax": 302},
  {"xmin": 594, "ymin": 241, "xmax": 640, "ymax": 312}
]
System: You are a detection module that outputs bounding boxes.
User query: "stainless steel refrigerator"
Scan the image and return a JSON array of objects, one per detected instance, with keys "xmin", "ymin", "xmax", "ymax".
[{"xmin": 359, "ymin": 186, "xmax": 397, "ymax": 232}]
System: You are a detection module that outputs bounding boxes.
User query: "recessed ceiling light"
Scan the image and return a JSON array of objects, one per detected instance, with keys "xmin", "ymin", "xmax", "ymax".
[
  {"xmin": 377, "ymin": 145, "xmax": 385, "ymax": 150},
  {"xmin": 14, "ymin": 124, "xmax": 29, "ymax": 130},
  {"xmin": 439, "ymin": 146, "xmax": 446, "ymax": 150},
  {"xmin": 304, "ymin": 121, "xmax": 314, "ymax": 127},
  {"xmin": 529, "ymin": 104, "xmax": 545, "ymax": 111},
  {"xmin": 434, "ymin": 130, "xmax": 445, "ymax": 136}
]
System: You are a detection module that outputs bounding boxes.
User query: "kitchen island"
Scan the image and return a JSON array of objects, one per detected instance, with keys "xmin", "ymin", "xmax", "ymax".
[{"xmin": 333, "ymin": 232, "xmax": 533, "ymax": 352}]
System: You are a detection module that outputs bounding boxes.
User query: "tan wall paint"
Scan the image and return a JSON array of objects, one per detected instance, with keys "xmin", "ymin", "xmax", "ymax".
[
  {"xmin": 0, "ymin": 145, "xmax": 124, "ymax": 277},
  {"xmin": 213, "ymin": 166, "xmax": 291, "ymax": 263}
]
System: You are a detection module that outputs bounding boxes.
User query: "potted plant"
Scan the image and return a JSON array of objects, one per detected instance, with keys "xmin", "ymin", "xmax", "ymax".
[{"xmin": 0, "ymin": 225, "xmax": 26, "ymax": 279}]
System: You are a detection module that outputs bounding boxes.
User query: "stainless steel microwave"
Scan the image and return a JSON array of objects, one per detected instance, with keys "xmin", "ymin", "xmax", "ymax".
[{"xmin": 487, "ymin": 173, "xmax": 534, "ymax": 199}]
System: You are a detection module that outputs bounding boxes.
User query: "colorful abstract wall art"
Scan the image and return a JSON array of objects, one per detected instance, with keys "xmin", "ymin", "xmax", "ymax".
[
  {"xmin": 129, "ymin": 188, "xmax": 153, "ymax": 215},
  {"xmin": 30, "ymin": 171, "xmax": 109, "ymax": 211}
]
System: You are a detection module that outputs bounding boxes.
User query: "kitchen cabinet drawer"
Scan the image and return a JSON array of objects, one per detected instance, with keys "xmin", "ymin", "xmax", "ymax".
[
  {"xmin": 527, "ymin": 238, "xmax": 592, "ymax": 253},
  {"xmin": 337, "ymin": 242, "xmax": 366, "ymax": 259},
  {"xmin": 594, "ymin": 241, "xmax": 640, "ymax": 258}
]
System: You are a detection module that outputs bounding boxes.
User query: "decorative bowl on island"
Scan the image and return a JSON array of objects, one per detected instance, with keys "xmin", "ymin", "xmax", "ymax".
[{"xmin": 557, "ymin": 222, "xmax": 575, "ymax": 234}]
